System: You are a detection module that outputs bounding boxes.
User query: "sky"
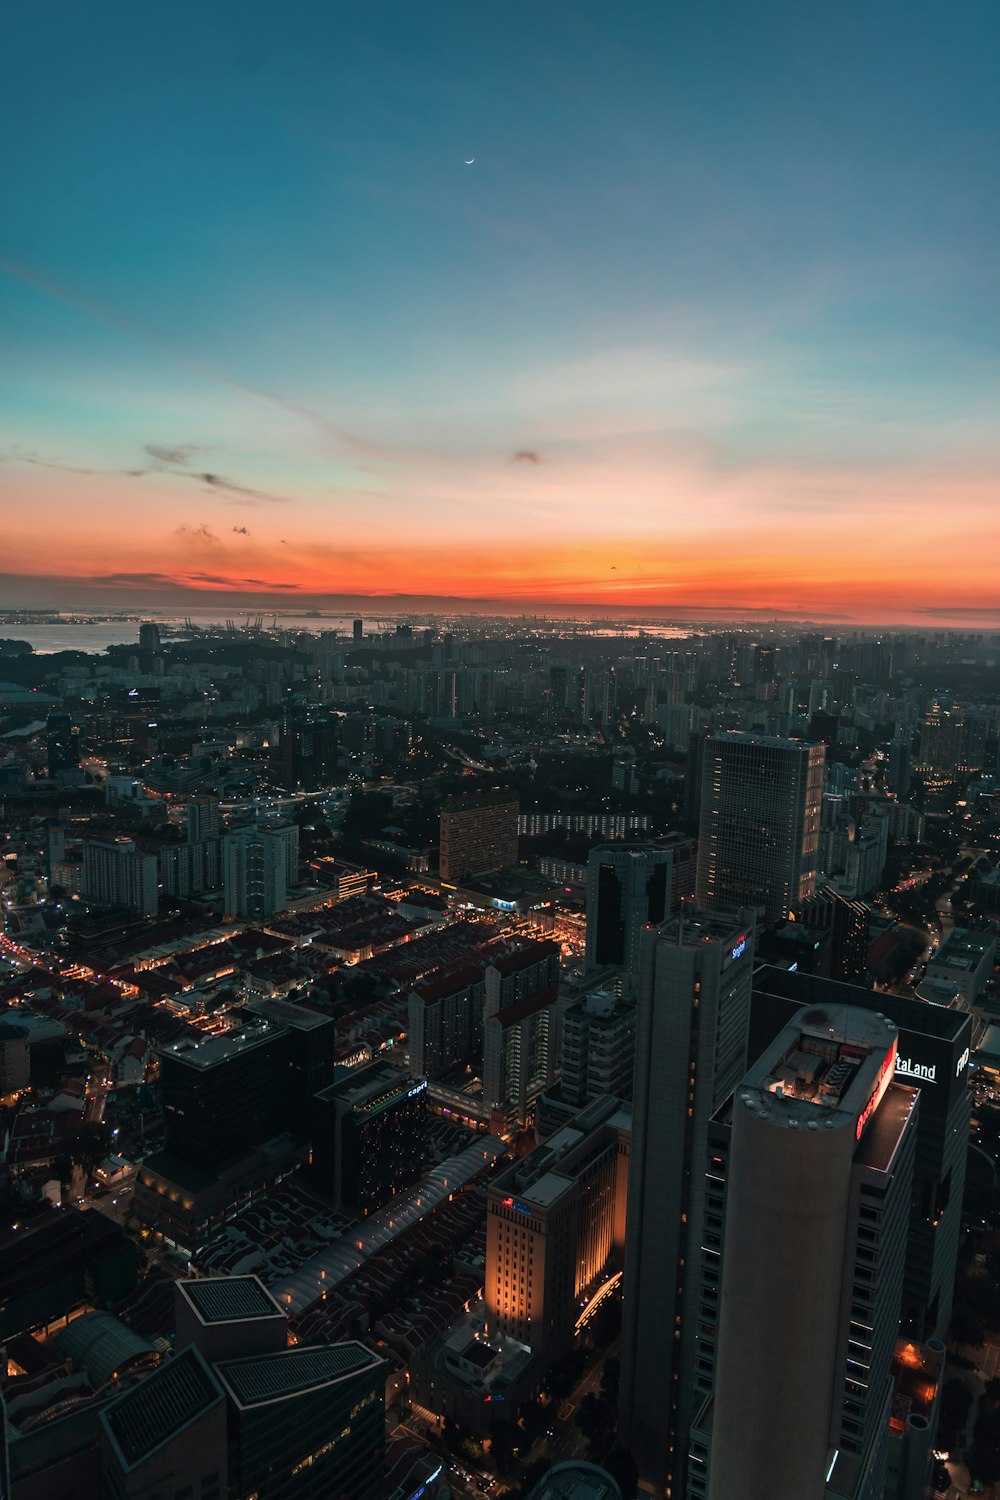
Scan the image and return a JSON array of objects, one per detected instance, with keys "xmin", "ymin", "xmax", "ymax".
[{"xmin": 2, "ymin": 0, "xmax": 999, "ymax": 624}]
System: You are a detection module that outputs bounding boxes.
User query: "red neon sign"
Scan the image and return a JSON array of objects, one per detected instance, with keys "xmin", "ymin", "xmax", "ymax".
[{"xmin": 856, "ymin": 1041, "xmax": 897, "ymax": 1140}]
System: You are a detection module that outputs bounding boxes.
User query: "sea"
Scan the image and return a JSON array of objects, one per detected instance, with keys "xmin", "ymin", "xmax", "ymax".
[
  {"xmin": 0, "ymin": 611, "xmax": 367, "ymax": 655},
  {"xmin": 2, "ymin": 609, "xmax": 692, "ymax": 654}
]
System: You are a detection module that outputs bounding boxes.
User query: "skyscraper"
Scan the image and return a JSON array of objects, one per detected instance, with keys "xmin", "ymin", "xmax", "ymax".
[
  {"xmin": 585, "ymin": 836, "xmax": 696, "ymax": 978},
  {"xmin": 482, "ymin": 939, "xmax": 560, "ymax": 1129},
  {"xmin": 750, "ymin": 967, "xmax": 972, "ymax": 1343},
  {"xmin": 692, "ymin": 1005, "xmax": 918, "ymax": 1500},
  {"xmin": 887, "ymin": 736, "xmax": 912, "ymax": 799},
  {"xmin": 223, "ymin": 827, "xmax": 291, "ymax": 920},
  {"xmin": 485, "ymin": 1095, "xmax": 630, "ymax": 1362},
  {"xmin": 312, "ymin": 1059, "xmax": 427, "ymax": 1214},
  {"xmin": 696, "ymin": 731, "xmax": 824, "ymax": 923},
  {"xmin": 186, "ymin": 796, "xmax": 220, "ymax": 842},
  {"xmin": 619, "ymin": 907, "xmax": 756, "ymax": 1498},
  {"xmin": 82, "ymin": 837, "xmax": 158, "ymax": 917},
  {"xmin": 46, "ymin": 711, "xmax": 81, "ymax": 777},
  {"xmin": 439, "ymin": 788, "xmax": 519, "ymax": 884}
]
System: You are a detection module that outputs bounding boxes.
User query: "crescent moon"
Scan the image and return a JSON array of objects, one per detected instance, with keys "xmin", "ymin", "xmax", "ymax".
[{"xmin": 464, "ymin": 157, "xmax": 475, "ymax": 165}]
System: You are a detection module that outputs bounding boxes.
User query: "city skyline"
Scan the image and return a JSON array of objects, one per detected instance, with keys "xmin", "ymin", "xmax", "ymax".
[{"xmin": 3, "ymin": 1, "xmax": 999, "ymax": 625}]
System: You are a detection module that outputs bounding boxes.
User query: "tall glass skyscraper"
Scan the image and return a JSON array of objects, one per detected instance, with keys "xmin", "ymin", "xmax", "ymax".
[
  {"xmin": 619, "ymin": 907, "xmax": 756, "ymax": 1498},
  {"xmin": 696, "ymin": 732, "xmax": 825, "ymax": 923}
]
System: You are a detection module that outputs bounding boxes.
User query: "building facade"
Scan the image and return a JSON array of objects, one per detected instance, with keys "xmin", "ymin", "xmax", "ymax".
[
  {"xmin": 751, "ymin": 968, "xmax": 973, "ymax": 1344},
  {"xmin": 312, "ymin": 1060, "xmax": 427, "ymax": 1215},
  {"xmin": 82, "ymin": 838, "xmax": 158, "ymax": 917},
  {"xmin": 485, "ymin": 1096, "xmax": 630, "ymax": 1361},
  {"xmin": 692, "ymin": 1006, "xmax": 918, "ymax": 1500},
  {"xmin": 584, "ymin": 836, "xmax": 695, "ymax": 977},
  {"xmin": 439, "ymin": 789, "xmax": 519, "ymax": 884},
  {"xmin": 618, "ymin": 908, "xmax": 756, "ymax": 1498},
  {"xmin": 695, "ymin": 732, "xmax": 824, "ymax": 922}
]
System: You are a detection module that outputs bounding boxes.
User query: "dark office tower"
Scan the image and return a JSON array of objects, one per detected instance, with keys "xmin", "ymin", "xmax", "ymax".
[
  {"xmin": 585, "ymin": 836, "xmax": 696, "ymax": 979},
  {"xmin": 312, "ymin": 1060, "xmax": 427, "ymax": 1214},
  {"xmin": 555, "ymin": 988, "xmax": 637, "ymax": 1113},
  {"xmin": 750, "ymin": 968, "xmax": 972, "ymax": 1344},
  {"xmin": 619, "ymin": 908, "xmax": 756, "ymax": 1499},
  {"xmin": 917, "ymin": 704, "xmax": 964, "ymax": 774},
  {"xmin": 274, "ymin": 711, "xmax": 338, "ymax": 791},
  {"xmin": 960, "ymin": 713, "xmax": 989, "ymax": 772},
  {"xmin": 887, "ymin": 736, "xmax": 912, "ymax": 799},
  {"xmin": 46, "ymin": 711, "xmax": 80, "ymax": 776},
  {"xmin": 138, "ymin": 620, "xmax": 161, "ymax": 651},
  {"xmin": 792, "ymin": 884, "xmax": 870, "ymax": 983},
  {"xmin": 245, "ymin": 997, "xmax": 337, "ymax": 1137},
  {"xmin": 439, "ymin": 788, "xmax": 519, "ymax": 883},
  {"xmin": 809, "ymin": 708, "xmax": 840, "ymax": 747},
  {"xmin": 693, "ymin": 1006, "xmax": 917, "ymax": 1500},
  {"xmin": 175, "ymin": 1275, "xmax": 288, "ymax": 1362},
  {"xmin": 217, "ymin": 1342, "xmax": 385, "ymax": 1500},
  {"xmin": 682, "ymin": 730, "xmax": 711, "ymax": 832},
  {"xmin": 100, "ymin": 1346, "xmax": 230, "ymax": 1500},
  {"xmin": 821, "ymin": 636, "xmax": 837, "ymax": 676},
  {"xmin": 44, "ymin": 819, "xmax": 65, "ymax": 879},
  {"xmin": 160, "ymin": 1023, "xmax": 293, "ymax": 1170},
  {"xmin": 353, "ymin": 617, "xmax": 363, "ymax": 643},
  {"xmin": 754, "ymin": 644, "xmax": 777, "ymax": 682},
  {"xmin": 186, "ymin": 795, "xmax": 220, "ymax": 843},
  {"xmin": 696, "ymin": 732, "xmax": 825, "ymax": 924},
  {"xmin": 548, "ymin": 664, "xmax": 570, "ymax": 720}
]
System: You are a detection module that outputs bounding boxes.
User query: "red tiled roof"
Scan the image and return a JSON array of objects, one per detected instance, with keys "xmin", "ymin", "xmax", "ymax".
[{"xmin": 493, "ymin": 982, "xmax": 558, "ymax": 1029}]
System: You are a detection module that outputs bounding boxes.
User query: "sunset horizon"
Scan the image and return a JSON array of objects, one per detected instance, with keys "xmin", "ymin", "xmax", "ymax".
[{"xmin": 3, "ymin": 3, "xmax": 998, "ymax": 628}]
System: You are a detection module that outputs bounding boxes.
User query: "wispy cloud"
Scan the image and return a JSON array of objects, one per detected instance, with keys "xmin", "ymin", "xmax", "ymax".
[
  {"xmin": 0, "ymin": 255, "xmax": 392, "ymax": 458},
  {"xmin": 145, "ymin": 443, "xmax": 205, "ymax": 466},
  {"xmin": 197, "ymin": 472, "xmax": 289, "ymax": 504},
  {"xmin": 3, "ymin": 444, "xmax": 290, "ymax": 506},
  {"xmin": 174, "ymin": 523, "xmax": 222, "ymax": 546},
  {"xmin": 2, "ymin": 445, "xmax": 145, "ymax": 478}
]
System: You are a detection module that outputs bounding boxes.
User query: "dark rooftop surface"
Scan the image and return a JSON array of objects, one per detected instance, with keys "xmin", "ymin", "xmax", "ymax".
[
  {"xmin": 104, "ymin": 1347, "xmax": 222, "ymax": 1468},
  {"xmin": 856, "ymin": 1082, "xmax": 919, "ymax": 1172},
  {"xmin": 754, "ymin": 965, "xmax": 971, "ymax": 1042},
  {"xmin": 216, "ymin": 1341, "xmax": 381, "ymax": 1408},
  {"xmin": 0, "ymin": 1205, "xmax": 128, "ymax": 1296},
  {"xmin": 181, "ymin": 1275, "xmax": 284, "ymax": 1324}
]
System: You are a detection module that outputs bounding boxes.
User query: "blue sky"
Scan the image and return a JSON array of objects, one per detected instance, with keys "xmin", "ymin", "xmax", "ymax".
[{"xmin": 1, "ymin": 0, "xmax": 998, "ymax": 617}]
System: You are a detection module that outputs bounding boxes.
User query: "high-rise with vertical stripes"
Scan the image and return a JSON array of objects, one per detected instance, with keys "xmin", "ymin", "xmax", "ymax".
[{"xmin": 696, "ymin": 732, "xmax": 825, "ymax": 923}]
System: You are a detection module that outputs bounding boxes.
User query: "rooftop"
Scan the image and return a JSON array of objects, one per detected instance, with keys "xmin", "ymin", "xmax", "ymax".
[
  {"xmin": 179, "ymin": 1275, "xmax": 285, "ymax": 1324},
  {"xmin": 103, "ymin": 1347, "xmax": 223, "ymax": 1470},
  {"xmin": 159, "ymin": 1020, "xmax": 279, "ymax": 1071},
  {"xmin": 215, "ymin": 1341, "xmax": 381, "ymax": 1409},
  {"xmin": 930, "ymin": 929, "xmax": 996, "ymax": 971},
  {"xmin": 743, "ymin": 1004, "xmax": 898, "ymax": 1132},
  {"xmin": 318, "ymin": 1058, "xmax": 414, "ymax": 1107},
  {"xmin": 657, "ymin": 907, "xmax": 753, "ymax": 948},
  {"xmin": 243, "ymin": 996, "xmax": 333, "ymax": 1031},
  {"xmin": 854, "ymin": 1082, "xmax": 918, "ymax": 1172},
  {"xmin": 528, "ymin": 1462, "xmax": 623, "ymax": 1500},
  {"xmin": 754, "ymin": 965, "xmax": 972, "ymax": 1044},
  {"xmin": 55, "ymin": 1310, "xmax": 155, "ymax": 1387}
]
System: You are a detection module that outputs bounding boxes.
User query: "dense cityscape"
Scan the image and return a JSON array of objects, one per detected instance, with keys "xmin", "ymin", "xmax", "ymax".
[
  {"xmin": 0, "ymin": 616, "xmax": 998, "ymax": 1499},
  {"xmin": 4, "ymin": 0, "xmax": 998, "ymax": 1496}
]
